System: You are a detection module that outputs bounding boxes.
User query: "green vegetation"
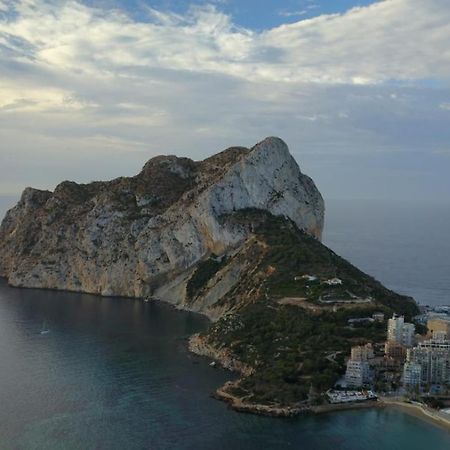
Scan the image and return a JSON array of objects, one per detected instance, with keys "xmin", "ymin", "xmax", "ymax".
[
  {"xmin": 209, "ymin": 300, "xmax": 387, "ymax": 405},
  {"xmin": 202, "ymin": 210, "xmax": 419, "ymax": 407},
  {"xmin": 187, "ymin": 255, "xmax": 228, "ymax": 300},
  {"xmin": 253, "ymin": 212, "xmax": 418, "ymax": 318}
]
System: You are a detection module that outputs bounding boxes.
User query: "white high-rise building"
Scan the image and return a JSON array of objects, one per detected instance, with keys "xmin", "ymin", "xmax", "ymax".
[
  {"xmin": 403, "ymin": 362, "xmax": 422, "ymax": 387},
  {"xmin": 402, "ymin": 323, "xmax": 416, "ymax": 348},
  {"xmin": 345, "ymin": 360, "xmax": 371, "ymax": 388},
  {"xmin": 345, "ymin": 344, "xmax": 373, "ymax": 388},
  {"xmin": 351, "ymin": 343, "xmax": 374, "ymax": 361},
  {"xmin": 387, "ymin": 314, "xmax": 415, "ymax": 348},
  {"xmin": 404, "ymin": 339, "xmax": 450, "ymax": 386}
]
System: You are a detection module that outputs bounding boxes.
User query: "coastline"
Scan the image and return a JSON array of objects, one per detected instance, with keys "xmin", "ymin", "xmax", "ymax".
[
  {"xmin": 188, "ymin": 332, "xmax": 450, "ymax": 429},
  {"xmin": 311, "ymin": 400, "xmax": 381, "ymax": 414},
  {"xmin": 214, "ymin": 386, "xmax": 450, "ymax": 432},
  {"xmin": 214, "ymin": 381, "xmax": 304, "ymax": 417},
  {"xmin": 380, "ymin": 398, "xmax": 450, "ymax": 433},
  {"xmin": 4, "ymin": 279, "xmax": 450, "ymax": 433},
  {"xmin": 314, "ymin": 398, "xmax": 450, "ymax": 433}
]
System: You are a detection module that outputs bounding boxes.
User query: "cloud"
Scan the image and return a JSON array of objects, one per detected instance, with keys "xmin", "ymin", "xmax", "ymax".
[
  {"xmin": 1, "ymin": 0, "xmax": 450, "ymax": 85},
  {"xmin": 279, "ymin": 2, "xmax": 319, "ymax": 17},
  {"xmin": 279, "ymin": 10, "xmax": 308, "ymax": 18},
  {"xmin": 0, "ymin": 0, "xmax": 449, "ymax": 204}
]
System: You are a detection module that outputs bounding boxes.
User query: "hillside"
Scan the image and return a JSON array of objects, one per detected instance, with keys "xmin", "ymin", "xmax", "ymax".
[
  {"xmin": 189, "ymin": 211, "xmax": 418, "ymax": 413},
  {"xmin": 0, "ymin": 137, "xmax": 418, "ymax": 414},
  {"xmin": 0, "ymin": 137, "xmax": 323, "ymax": 314}
]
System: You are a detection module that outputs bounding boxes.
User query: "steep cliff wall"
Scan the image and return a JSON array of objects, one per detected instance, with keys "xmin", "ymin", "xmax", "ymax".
[
  {"xmin": 0, "ymin": 137, "xmax": 420, "ymax": 412},
  {"xmin": 0, "ymin": 137, "xmax": 324, "ymax": 315}
]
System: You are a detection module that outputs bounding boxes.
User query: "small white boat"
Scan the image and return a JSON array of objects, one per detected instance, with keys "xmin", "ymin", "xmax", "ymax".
[
  {"xmin": 209, "ymin": 361, "xmax": 216, "ymax": 367},
  {"xmin": 40, "ymin": 320, "xmax": 50, "ymax": 335}
]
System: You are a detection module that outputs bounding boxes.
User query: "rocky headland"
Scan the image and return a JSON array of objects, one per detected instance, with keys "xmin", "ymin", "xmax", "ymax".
[
  {"xmin": 0, "ymin": 137, "xmax": 418, "ymax": 415},
  {"xmin": 0, "ymin": 137, "xmax": 322, "ymax": 316}
]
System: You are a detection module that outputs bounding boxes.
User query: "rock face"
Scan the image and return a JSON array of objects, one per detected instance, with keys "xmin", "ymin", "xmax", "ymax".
[
  {"xmin": 0, "ymin": 137, "xmax": 324, "ymax": 316},
  {"xmin": 0, "ymin": 136, "xmax": 420, "ymax": 414}
]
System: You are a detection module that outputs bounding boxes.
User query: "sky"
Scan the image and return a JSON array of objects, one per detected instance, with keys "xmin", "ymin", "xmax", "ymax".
[{"xmin": 1, "ymin": 0, "xmax": 450, "ymax": 219}]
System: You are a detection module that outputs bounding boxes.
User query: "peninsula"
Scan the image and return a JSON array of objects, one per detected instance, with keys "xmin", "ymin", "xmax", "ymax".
[{"xmin": 0, "ymin": 137, "xmax": 419, "ymax": 414}]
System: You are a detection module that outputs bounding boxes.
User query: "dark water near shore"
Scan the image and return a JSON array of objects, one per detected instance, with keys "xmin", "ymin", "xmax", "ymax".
[
  {"xmin": 1, "ymin": 280, "xmax": 450, "ymax": 450},
  {"xmin": 1, "ymin": 198, "xmax": 450, "ymax": 448}
]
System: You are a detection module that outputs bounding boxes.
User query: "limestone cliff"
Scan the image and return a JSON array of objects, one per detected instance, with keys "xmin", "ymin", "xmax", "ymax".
[
  {"xmin": 0, "ymin": 137, "xmax": 420, "ymax": 413},
  {"xmin": 0, "ymin": 137, "xmax": 324, "ymax": 317}
]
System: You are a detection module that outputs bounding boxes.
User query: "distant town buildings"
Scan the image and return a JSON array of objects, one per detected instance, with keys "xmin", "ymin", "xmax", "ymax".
[
  {"xmin": 384, "ymin": 341, "xmax": 407, "ymax": 360},
  {"xmin": 351, "ymin": 343, "xmax": 374, "ymax": 361},
  {"xmin": 345, "ymin": 361, "xmax": 371, "ymax": 388},
  {"xmin": 384, "ymin": 314, "xmax": 415, "ymax": 360},
  {"xmin": 403, "ymin": 361, "xmax": 422, "ymax": 388},
  {"xmin": 345, "ymin": 344, "xmax": 374, "ymax": 388},
  {"xmin": 387, "ymin": 314, "xmax": 415, "ymax": 348},
  {"xmin": 403, "ymin": 339, "xmax": 450, "ymax": 387},
  {"xmin": 427, "ymin": 318, "xmax": 450, "ymax": 340},
  {"xmin": 341, "ymin": 307, "xmax": 450, "ymax": 394}
]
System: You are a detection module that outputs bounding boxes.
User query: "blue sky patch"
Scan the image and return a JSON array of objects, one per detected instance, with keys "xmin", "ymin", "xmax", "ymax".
[{"xmin": 82, "ymin": 0, "xmax": 380, "ymax": 29}]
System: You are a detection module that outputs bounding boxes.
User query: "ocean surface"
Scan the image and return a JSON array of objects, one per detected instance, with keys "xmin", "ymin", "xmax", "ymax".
[
  {"xmin": 324, "ymin": 199, "xmax": 450, "ymax": 307},
  {"xmin": 0, "ymin": 198, "xmax": 450, "ymax": 449},
  {"xmin": 1, "ymin": 280, "xmax": 450, "ymax": 450}
]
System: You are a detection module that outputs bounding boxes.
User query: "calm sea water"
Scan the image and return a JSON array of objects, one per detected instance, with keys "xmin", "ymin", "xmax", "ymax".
[
  {"xmin": 1, "ymin": 280, "xmax": 450, "ymax": 450},
  {"xmin": 324, "ymin": 199, "xmax": 450, "ymax": 307},
  {"xmin": 1, "ymin": 199, "xmax": 450, "ymax": 449}
]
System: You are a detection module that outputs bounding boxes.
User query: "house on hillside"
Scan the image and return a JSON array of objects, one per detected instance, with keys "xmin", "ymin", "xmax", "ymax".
[
  {"xmin": 324, "ymin": 277, "xmax": 342, "ymax": 286},
  {"xmin": 294, "ymin": 274, "xmax": 317, "ymax": 282}
]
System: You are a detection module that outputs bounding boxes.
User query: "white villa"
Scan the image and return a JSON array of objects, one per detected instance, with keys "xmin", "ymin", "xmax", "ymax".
[{"xmin": 324, "ymin": 277, "xmax": 343, "ymax": 286}]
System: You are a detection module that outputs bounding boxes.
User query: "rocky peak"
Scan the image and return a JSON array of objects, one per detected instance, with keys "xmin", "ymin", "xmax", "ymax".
[
  {"xmin": 20, "ymin": 187, "xmax": 52, "ymax": 207},
  {"xmin": 0, "ymin": 137, "xmax": 324, "ymax": 306},
  {"xmin": 140, "ymin": 155, "xmax": 196, "ymax": 179},
  {"xmin": 201, "ymin": 146, "xmax": 249, "ymax": 170}
]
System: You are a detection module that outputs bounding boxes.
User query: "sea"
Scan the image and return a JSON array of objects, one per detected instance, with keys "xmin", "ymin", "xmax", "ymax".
[
  {"xmin": 0, "ymin": 198, "xmax": 449, "ymax": 449},
  {"xmin": 323, "ymin": 199, "xmax": 450, "ymax": 308}
]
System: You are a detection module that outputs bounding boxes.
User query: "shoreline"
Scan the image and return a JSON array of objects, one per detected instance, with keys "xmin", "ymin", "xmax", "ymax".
[
  {"xmin": 311, "ymin": 400, "xmax": 382, "ymax": 414},
  {"xmin": 5, "ymin": 278, "xmax": 448, "ymax": 431},
  {"xmin": 214, "ymin": 381, "xmax": 304, "ymax": 417},
  {"xmin": 188, "ymin": 331, "xmax": 450, "ymax": 428},
  {"xmin": 215, "ymin": 387, "xmax": 450, "ymax": 432},
  {"xmin": 380, "ymin": 398, "xmax": 450, "ymax": 433},
  {"xmin": 211, "ymin": 371, "xmax": 450, "ymax": 430},
  {"xmin": 314, "ymin": 398, "xmax": 450, "ymax": 433}
]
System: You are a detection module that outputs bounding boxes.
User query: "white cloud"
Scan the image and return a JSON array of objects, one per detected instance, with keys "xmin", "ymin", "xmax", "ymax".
[
  {"xmin": 0, "ymin": 0, "xmax": 449, "ymax": 203},
  {"xmin": 0, "ymin": 83, "xmax": 99, "ymax": 112},
  {"xmin": 279, "ymin": 10, "xmax": 308, "ymax": 18},
  {"xmin": 0, "ymin": 0, "xmax": 449, "ymax": 85}
]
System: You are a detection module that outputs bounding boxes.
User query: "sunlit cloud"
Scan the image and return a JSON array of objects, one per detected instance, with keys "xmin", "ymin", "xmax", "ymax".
[
  {"xmin": 1, "ymin": 0, "xmax": 450, "ymax": 85},
  {"xmin": 0, "ymin": 0, "xmax": 449, "ymax": 208}
]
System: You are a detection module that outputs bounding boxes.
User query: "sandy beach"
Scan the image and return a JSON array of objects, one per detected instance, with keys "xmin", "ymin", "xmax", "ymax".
[
  {"xmin": 380, "ymin": 399, "xmax": 450, "ymax": 432},
  {"xmin": 311, "ymin": 397, "xmax": 450, "ymax": 434}
]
